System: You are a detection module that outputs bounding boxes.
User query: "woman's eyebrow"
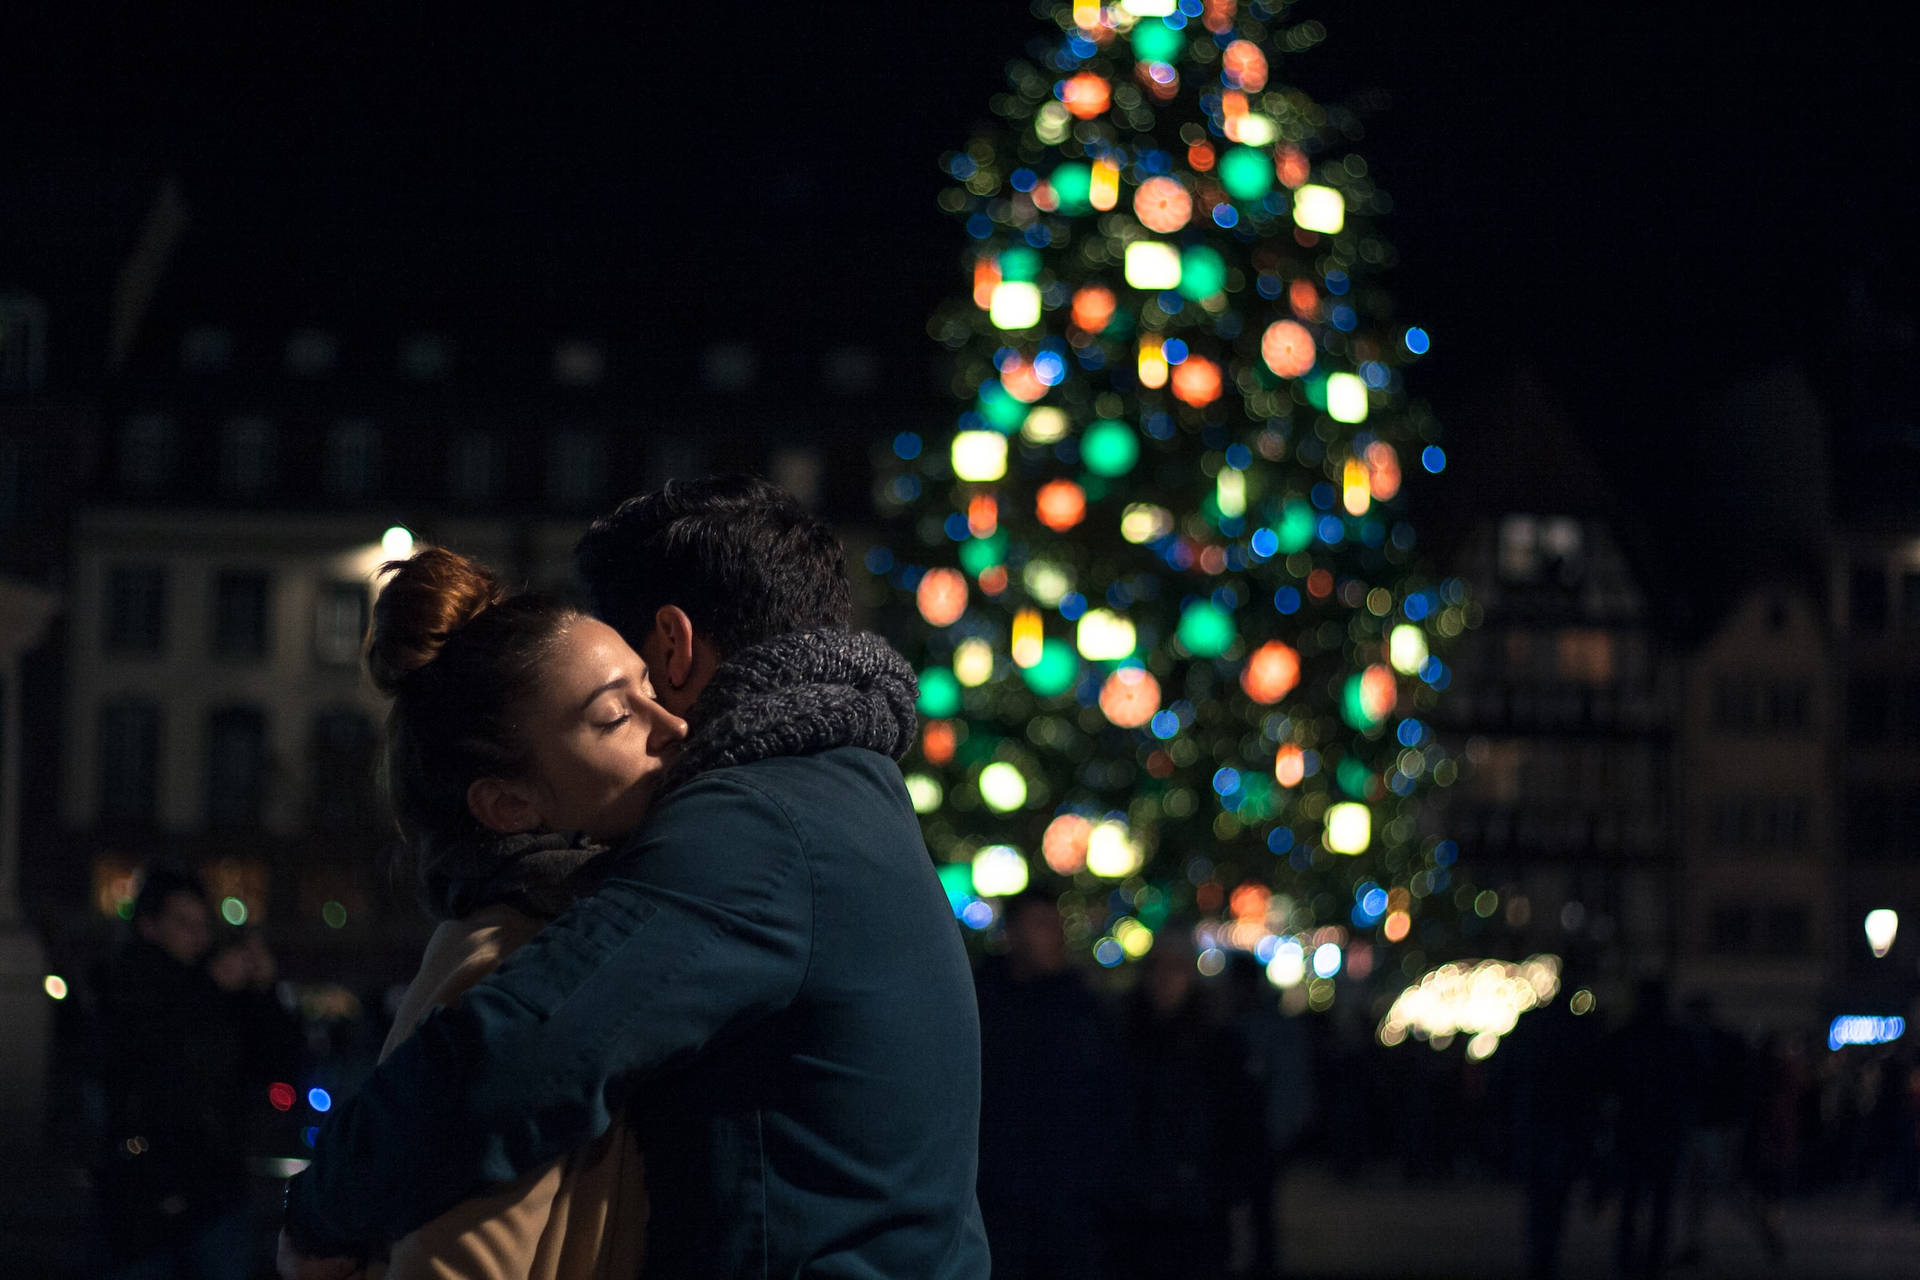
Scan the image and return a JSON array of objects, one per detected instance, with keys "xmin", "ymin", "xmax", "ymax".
[{"xmin": 578, "ymin": 675, "xmax": 630, "ymax": 711}]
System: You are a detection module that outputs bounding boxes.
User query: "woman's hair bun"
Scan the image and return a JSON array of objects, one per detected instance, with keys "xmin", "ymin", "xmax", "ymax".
[{"xmin": 367, "ymin": 546, "xmax": 510, "ymax": 694}]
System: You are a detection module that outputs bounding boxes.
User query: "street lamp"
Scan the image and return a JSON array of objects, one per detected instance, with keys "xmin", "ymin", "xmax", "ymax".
[{"xmin": 1865, "ymin": 909, "xmax": 1899, "ymax": 959}]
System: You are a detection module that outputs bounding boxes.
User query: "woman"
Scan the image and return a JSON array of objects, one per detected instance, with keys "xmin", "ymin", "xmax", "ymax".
[{"xmin": 362, "ymin": 546, "xmax": 687, "ymax": 1279}]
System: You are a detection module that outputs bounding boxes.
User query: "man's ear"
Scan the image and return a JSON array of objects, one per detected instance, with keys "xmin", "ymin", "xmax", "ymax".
[
  {"xmin": 467, "ymin": 777, "xmax": 542, "ymax": 834},
  {"xmin": 653, "ymin": 605, "xmax": 699, "ymax": 692}
]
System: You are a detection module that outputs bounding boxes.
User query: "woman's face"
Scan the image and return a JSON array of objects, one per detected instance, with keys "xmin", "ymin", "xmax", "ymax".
[{"xmin": 514, "ymin": 616, "xmax": 689, "ymax": 840}]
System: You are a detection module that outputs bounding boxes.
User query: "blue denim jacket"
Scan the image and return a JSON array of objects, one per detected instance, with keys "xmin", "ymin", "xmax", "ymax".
[{"xmin": 288, "ymin": 748, "xmax": 989, "ymax": 1278}]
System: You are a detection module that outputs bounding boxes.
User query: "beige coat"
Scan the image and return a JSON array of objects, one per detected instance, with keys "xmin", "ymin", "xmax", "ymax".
[{"xmin": 368, "ymin": 905, "xmax": 648, "ymax": 1280}]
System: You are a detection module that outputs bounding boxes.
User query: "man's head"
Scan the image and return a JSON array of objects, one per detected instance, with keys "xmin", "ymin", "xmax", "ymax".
[
  {"xmin": 1000, "ymin": 889, "xmax": 1068, "ymax": 980},
  {"xmin": 574, "ymin": 475, "xmax": 851, "ymax": 715},
  {"xmin": 132, "ymin": 862, "xmax": 213, "ymax": 967}
]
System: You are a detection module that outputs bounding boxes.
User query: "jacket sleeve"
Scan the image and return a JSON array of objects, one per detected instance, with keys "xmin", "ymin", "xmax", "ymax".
[{"xmin": 285, "ymin": 770, "xmax": 813, "ymax": 1256}]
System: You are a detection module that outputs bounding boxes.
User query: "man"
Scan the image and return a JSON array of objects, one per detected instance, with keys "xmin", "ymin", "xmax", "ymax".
[
  {"xmin": 280, "ymin": 476, "xmax": 988, "ymax": 1278},
  {"xmin": 97, "ymin": 862, "xmax": 300, "ymax": 1280}
]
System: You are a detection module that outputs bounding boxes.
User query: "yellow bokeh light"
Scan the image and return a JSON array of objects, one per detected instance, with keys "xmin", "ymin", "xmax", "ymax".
[
  {"xmin": 1292, "ymin": 183, "xmax": 1346, "ymax": 234},
  {"xmin": 1090, "ymin": 159, "xmax": 1121, "ymax": 211},
  {"xmin": 989, "ymin": 281, "xmax": 1043, "ymax": 330},
  {"xmin": 1342, "ymin": 456, "xmax": 1370, "ymax": 516},
  {"xmin": 1389, "ymin": 624, "xmax": 1429, "ymax": 675},
  {"xmin": 1217, "ymin": 468, "xmax": 1246, "ymax": 518},
  {"xmin": 951, "ymin": 431, "xmax": 1008, "ymax": 483},
  {"xmin": 1120, "ymin": 503, "xmax": 1174, "ymax": 544},
  {"xmin": 1023, "ymin": 559, "xmax": 1072, "ymax": 606},
  {"xmin": 1022, "ymin": 406, "xmax": 1070, "ymax": 444},
  {"xmin": 954, "ymin": 638, "xmax": 994, "ymax": 687},
  {"xmin": 1137, "ymin": 336, "xmax": 1169, "ymax": 389},
  {"xmin": 1076, "ymin": 608, "xmax": 1137, "ymax": 661},
  {"xmin": 971, "ymin": 844, "xmax": 1030, "ymax": 897},
  {"xmin": 903, "ymin": 773, "xmax": 944, "ymax": 814},
  {"xmin": 1086, "ymin": 820, "xmax": 1144, "ymax": 878},
  {"xmin": 1011, "ymin": 608, "xmax": 1045, "ymax": 668},
  {"xmin": 979, "ymin": 761, "xmax": 1029, "ymax": 813},
  {"xmin": 1123, "ymin": 241, "xmax": 1182, "ymax": 291},
  {"xmin": 1324, "ymin": 802, "xmax": 1371, "ymax": 854},
  {"xmin": 1326, "ymin": 372, "xmax": 1369, "ymax": 424}
]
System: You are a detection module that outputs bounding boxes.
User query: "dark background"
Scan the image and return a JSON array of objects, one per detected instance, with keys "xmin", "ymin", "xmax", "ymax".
[{"xmin": 5, "ymin": 1, "xmax": 1915, "ymax": 497}]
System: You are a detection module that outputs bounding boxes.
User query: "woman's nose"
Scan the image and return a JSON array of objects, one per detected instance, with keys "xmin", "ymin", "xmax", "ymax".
[{"xmin": 648, "ymin": 700, "xmax": 689, "ymax": 743}]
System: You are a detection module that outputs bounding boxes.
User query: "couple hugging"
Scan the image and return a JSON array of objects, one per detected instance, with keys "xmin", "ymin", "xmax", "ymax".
[{"xmin": 279, "ymin": 476, "xmax": 991, "ymax": 1279}]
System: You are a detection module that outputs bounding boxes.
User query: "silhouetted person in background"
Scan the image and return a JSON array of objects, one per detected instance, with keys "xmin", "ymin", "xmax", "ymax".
[
  {"xmin": 974, "ymin": 890, "xmax": 1127, "ymax": 1280},
  {"xmin": 1673, "ymin": 995, "xmax": 1773, "ymax": 1267},
  {"xmin": 1499, "ymin": 963, "xmax": 1604, "ymax": 1280},
  {"xmin": 93, "ymin": 862, "xmax": 301, "ymax": 1280},
  {"xmin": 1121, "ymin": 933, "xmax": 1232, "ymax": 1280},
  {"xmin": 1604, "ymin": 978, "xmax": 1695, "ymax": 1280},
  {"xmin": 1217, "ymin": 952, "xmax": 1313, "ymax": 1280}
]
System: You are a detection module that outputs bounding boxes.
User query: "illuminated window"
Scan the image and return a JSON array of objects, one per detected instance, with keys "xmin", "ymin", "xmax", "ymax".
[
  {"xmin": 1498, "ymin": 514, "xmax": 1583, "ymax": 583},
  {"xmin": 219, "ymin": 417, "xmax": 276, "ymax": 496},
  {"xmin": 207, "ymin": 705, "xmax": 267, "ymax": 829},
  {"xmin": 1554, "ymin": 629, "xmax": 1614, "ymax": 683},
  {"xmin": 98, "ymin": 699, "xmax": 161, "ymax": 825},
  {"xmin": 212, "ymin": 571, "xmax": 271, "ymax": 660},
  {"xmin": 323, "ymin": 421, "xmax": 380, "ymax": 497},
  {"xmin": 313, "ymin": 582, "xmax": 368, "ymax": 667},
  {"xmin": 104, "ymin": 565, "xmax": 168, "ymax": 654},
  {"xmin": 119, "ymin": 414, "xmax": 174, "ymax": 491}
]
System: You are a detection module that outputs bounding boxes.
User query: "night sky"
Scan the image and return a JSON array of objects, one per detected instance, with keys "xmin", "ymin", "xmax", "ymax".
[{"xmin": 5, "ymin": 2, "xmax": 1915, "ymax": 502}]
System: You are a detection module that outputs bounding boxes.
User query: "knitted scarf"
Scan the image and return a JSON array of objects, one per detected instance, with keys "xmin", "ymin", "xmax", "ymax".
[
  {"xmin": 416, "ymin": 829, "xmax": 609, "ymax": 923},
  {"xmin": 660, "ymin": 628, "xmax": 919, "ymax": 795}
]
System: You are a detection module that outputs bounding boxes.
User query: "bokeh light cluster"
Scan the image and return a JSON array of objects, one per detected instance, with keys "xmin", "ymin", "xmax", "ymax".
[{"xmin": 873, "ymin": 0, "xmax": 1477, "ymax": 985}]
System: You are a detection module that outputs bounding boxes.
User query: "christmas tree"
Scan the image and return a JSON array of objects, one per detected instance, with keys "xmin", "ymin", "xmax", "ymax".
[{"xmin": 871, "ymin": 0, "xmax": 1474, "ymax": 994}]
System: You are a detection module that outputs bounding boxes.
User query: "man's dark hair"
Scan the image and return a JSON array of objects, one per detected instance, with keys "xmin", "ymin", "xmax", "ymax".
[
  {"xmin": 132, "ymin": 860, "xmax": 208, "ymax": 923},
  {"xmin": 574, "ymin": 474, "xmax": 851, "ymax": 655}
]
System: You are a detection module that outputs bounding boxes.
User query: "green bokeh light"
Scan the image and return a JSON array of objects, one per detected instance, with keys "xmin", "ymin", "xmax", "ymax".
[
  {"xmin": 1176, "ymin": 601, "xmax": 1236, "ymax": 657},
  {"xmin": 1276, "ymin": 501, "xmax": 1317, "ymax": 553},
  {"xmin": 998, "ymin": 246, "xmax": 1042, "ymax": 282},
  {"xmin": 1020, "ymin": 639, "xmax": 1080, "ymax": 697},
  {"xmin": 919, "ymin": 668, "xmax": 963, "ymax": 718},
  {"xmin": 1132, "ymin": 19, "xmax": 1186, "ymax": 64},
  {"xmin": 977, "ymin": 380, "xmax": 1026, "ymax": 432},
  {"xmin": 1178, "ymin": 247, "xmax": 1226, "ymax": 300},
  {"xmin": 958, "ymin": 532, "xmax": 1007, "ymax": 575},
  {"xmin": 1218, "ymin": 147, "xmax": 1274, "ymax": 201},
  {"xmin": 1050, "ymin": 163, "xmax": 1092, "ymax": 214},
  {"xmin": 1081, "ymin": 419, "xmax": 1139, "ymax": 477}
]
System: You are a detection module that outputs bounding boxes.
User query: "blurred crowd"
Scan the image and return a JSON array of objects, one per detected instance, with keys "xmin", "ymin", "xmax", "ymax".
[{"xmin": 34, "ymin": 867, "xmax": 1920, "ymax": 1280}]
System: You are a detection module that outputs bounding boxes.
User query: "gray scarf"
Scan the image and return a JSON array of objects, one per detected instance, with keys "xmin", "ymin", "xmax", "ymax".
[
  {"xmin": 660, "ymin": 628, "xmax": 919, "ymax": 795},
  {"xmin": 416, "ymin": 829, "xmax": 608, "ymax": 922}
]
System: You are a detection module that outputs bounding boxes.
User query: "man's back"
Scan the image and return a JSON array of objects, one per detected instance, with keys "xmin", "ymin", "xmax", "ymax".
[{"xmin": 634, "ymin": 747, "xmax": 987, "ymax": 1276}]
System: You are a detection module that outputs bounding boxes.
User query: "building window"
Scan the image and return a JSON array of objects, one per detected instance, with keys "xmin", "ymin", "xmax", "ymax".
[
  {"xmin": 400, "ymin": 333, "xmax": 454, "ymax": 381},
  {"xmin": 180, "ymin": 326, "xmax": 233, "ymax": 373},
  {"xmin": 0, "ymin": 434, "xmax": 24, "ymax": 525},
  {"xmin": 1710, "ymin": 795, "xmax": 1809, "ymax": 852},
  {"xmin": 310, "ymin": 708, "xmax": 377, "ymax": 833},
  {"xmin": 1846, "ymin": 786, "xmax": 1895, "ymax": 859},
  {"xmin": 553, "ymin": 340, "xmax": 606, "ymax": 387},
  {"xmin": 1497, "ymin": 514, "xmax": 1582, "ymax": 583},
  {"xmin": 212, "ymin": 571, "xmax": 271, "ymax": 659},
  {"xmin": 103, "ymin": 565, "xmax": 168, "ymax": 655},
  {"xmin": 1712, "ymin": 677, "xmax": 1809, "ymax": 735},
  {"xmin": 218, "ymin": 417, "xmax": 276, "ymax": 496},
  {"xmin": 1851, "ymin": 562, "xmax": 1888, "ymax": 632},
  {"xmin": 546, "ymin": 429, "xmax": 606, "ymax": 508},
  {"xmin": 285, "ymin": 329, "xmax": 338, "ymax": 377},
  {"xmin": 98, "ymin": 699, "xmax": 161, "ymax": 825},
  {"xmin": 447, "ymin": 432, "xmax": 497, "ymax": 505},
  {"xmin": 702, "ymin": 342, "xmax": 757, "ymax": 392},
  {"xmin": 323, "ymin": 421, "xmax": 380, "ymax": 497},
  {"xmin": 119, "ymin": 414, "xmax": 175, "ymax": 492},
  {"xmin": 313, "ymin": 582, "xmax": 368, "ymax": 666},
  {"xmin": 1847, "ymin": 674, "xmax": 1893, "ymax": 743},
  {"xmin": 207, "ymin": 705, "xmax": 267, "ymax": 829},
  {"xmin": 1554, "ymin": 629, "xmax": 1614, "ymax": 684},
  {"xmin": 1708, "ymin": 906, "xmax": 1751, "ymax": 954}
]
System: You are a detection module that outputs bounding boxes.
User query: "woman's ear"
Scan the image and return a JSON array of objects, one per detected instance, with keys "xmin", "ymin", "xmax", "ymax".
[{"xmin": 467, "ymin": 777, "xmax": 542, "ymax": 834}]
